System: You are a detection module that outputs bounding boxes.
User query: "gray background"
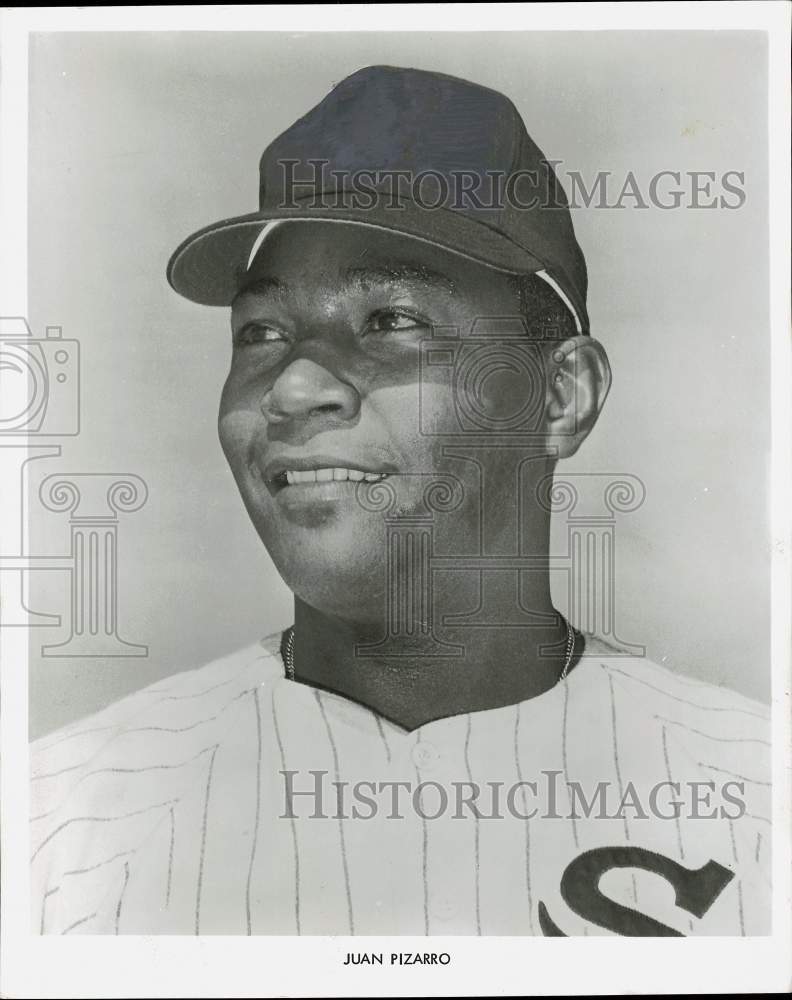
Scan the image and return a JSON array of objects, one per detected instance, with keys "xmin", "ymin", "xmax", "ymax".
[{"xmin": 27, "ymin": 31, "xmax": 769, "ymax": 738}]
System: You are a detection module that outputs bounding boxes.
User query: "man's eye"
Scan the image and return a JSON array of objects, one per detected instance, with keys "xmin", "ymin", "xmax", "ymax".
[
  {"xmin": 235, "ymin": 323, "xmax": 287, "ymax": 347},
  {"xmin": 366, "ymin": 309, "xmax": 429, "ymax": 335}
]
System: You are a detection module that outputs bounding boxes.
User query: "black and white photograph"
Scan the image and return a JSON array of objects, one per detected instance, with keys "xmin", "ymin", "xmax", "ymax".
[{"xmin": 1, "ymin": 3, "xmax": 789, "ymax": 997}]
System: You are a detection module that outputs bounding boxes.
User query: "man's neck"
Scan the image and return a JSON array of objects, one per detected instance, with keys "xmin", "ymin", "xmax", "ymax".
[{"xmin": 290, "ymin": 593, "xmax": 572, "ymax": 731}]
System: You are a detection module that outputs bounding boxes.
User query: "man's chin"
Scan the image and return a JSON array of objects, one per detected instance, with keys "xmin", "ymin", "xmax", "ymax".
[
  {"xmin": 246, "ymin": 475, "xmax": 437, "ymax": 614},
  {"xmin": 283, "ymin": 560, "xmax": 389, "ymax": 625},
  {"xmin": 256, "ymin": 507, "xmax": 387, "ymax": 594}
]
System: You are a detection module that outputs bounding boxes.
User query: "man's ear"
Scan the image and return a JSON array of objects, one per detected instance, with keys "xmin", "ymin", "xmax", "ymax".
[{"xmin": 544, "ymin": 336, "xmax": 612, "ymax": 458}]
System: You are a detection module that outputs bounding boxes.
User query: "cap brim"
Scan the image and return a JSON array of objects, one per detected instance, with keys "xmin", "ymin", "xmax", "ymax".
[{"xmin": 167, "ymin": 200, "xmax": 551, "ymax": 307}]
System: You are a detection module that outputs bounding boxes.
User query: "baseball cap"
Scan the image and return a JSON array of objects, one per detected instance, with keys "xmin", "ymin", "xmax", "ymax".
[{"xmin": 166, "ymin": 65, "xmax": 589, "ymax": 333}]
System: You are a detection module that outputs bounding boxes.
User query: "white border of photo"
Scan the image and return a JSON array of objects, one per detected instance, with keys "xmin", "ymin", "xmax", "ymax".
[{"xmin": 1, "ymin": 3, "xmax": 789, "ymax": 996}]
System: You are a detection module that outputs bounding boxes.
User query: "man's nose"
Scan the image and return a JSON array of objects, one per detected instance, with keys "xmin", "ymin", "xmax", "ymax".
[{"xmin": 260, "ymin": 358, "xmax": 360, "ymax": 424}]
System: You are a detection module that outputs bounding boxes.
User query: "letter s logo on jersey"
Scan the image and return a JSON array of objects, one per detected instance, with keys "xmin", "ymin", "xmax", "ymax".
[{"xmin": 538, "ymin": 846, "xmax": 734, "ymax": 936}]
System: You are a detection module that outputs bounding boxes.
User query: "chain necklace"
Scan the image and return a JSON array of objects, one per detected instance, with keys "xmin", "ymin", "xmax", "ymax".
[
  {"xmin": 283, "ymin": 617, "xmax": 576, "ymax": 683},
  {"xmin": 284, "ymin": 626, "xmax": 296, "ymax": 680}
]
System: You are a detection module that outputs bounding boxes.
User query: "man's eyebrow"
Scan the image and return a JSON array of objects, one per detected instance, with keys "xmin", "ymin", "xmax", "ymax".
[
  {"xmin": 344, "ymin": 262, "xmax": 457, "ymax": 293},
  {"xmin": 233, "ymin": 275, "xmax": 289, "ymax": 306},
  {"xmin": 233, "ymin": 262, "xmax": 457, "ymax": 307}
]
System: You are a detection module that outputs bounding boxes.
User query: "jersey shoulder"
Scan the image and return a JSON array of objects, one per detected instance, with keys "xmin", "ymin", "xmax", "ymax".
[
  {"xmin": 31, "ymin": 632, "xmax": 285, "ymax": 771},
  {"xmin": 31, "ymin": 632, "xmax": 288, "ymax": 932},
  {"xmin": 581, "ymin": 633, "xmax": 771, "ymax": 814},
  {"xmin": 583, "ymin": 633, "xmax": 770, "ymax": 722},
  {"xmin": 31, "ymin": 634, "xmax": 286, "ymax": 843}
]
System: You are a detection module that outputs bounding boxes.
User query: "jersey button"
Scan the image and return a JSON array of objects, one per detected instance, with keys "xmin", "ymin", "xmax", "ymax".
[{"xmin": 411, "ymin": 740, "xmax": 440, "ymax": 771}]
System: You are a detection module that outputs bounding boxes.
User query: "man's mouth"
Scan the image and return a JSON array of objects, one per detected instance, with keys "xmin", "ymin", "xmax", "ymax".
[
  {"xmin": 281, "ymin": 467, "xmax": 389, "ymax": 487},
  {"xmin": 262, "ymin": 455, "xmax": 397, "ymax": 493}
]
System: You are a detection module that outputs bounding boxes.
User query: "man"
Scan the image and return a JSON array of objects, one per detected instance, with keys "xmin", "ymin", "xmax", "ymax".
[{"xmin": 31, "ymin": 66, "xmax": 770, "ymax": 936}]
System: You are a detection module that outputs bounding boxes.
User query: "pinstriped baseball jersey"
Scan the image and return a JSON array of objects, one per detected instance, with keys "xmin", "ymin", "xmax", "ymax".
[{"xmin": 30, "ymin": 634, "xmax": 771, "ymax": 936}]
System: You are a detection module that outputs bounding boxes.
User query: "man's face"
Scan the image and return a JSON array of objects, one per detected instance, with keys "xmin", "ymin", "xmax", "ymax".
[{"xmin": 219, "ymin": 222, "xmax": 551, "ymax": 622}]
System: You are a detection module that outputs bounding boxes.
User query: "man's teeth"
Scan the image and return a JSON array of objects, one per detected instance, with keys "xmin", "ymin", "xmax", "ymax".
[{"xmin": 284, "ymin": 468, "xmax": 389, "ymax": 485}]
